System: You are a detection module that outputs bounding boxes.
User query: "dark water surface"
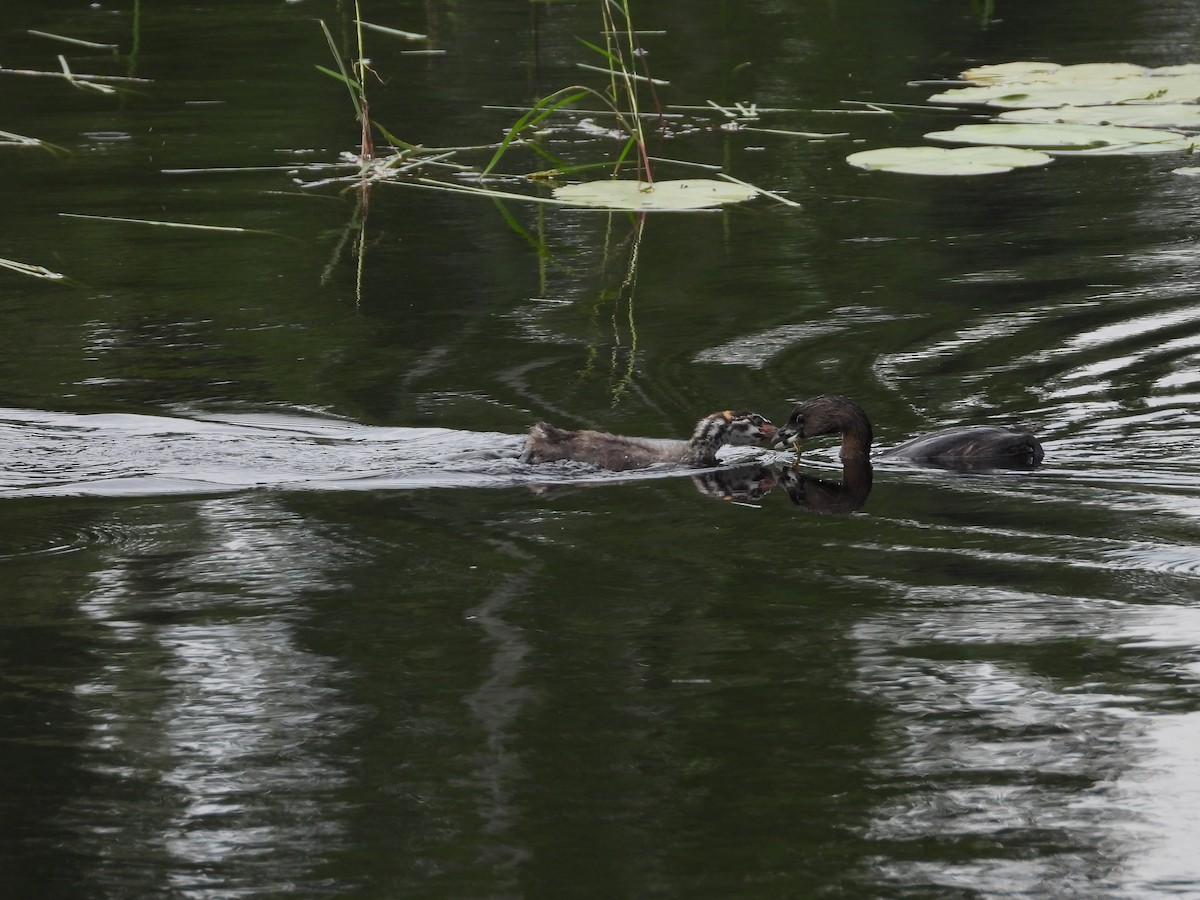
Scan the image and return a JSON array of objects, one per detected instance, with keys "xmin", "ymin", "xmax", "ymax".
[{"xmin": 4, "ymin": 1, "xmax": 1200, "ymax": 897}]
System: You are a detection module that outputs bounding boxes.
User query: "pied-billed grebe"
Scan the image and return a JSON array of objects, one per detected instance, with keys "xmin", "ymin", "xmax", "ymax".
[
  {"xmin": 774, "ymin": 395, "xmax": 1043, "ymax": 468},
  {"xmin": 521, "ymin": 410, "xmax": 776, "ymax": 472}
]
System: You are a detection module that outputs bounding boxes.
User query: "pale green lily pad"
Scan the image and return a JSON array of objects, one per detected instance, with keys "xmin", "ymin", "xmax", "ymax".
[
  {"xmin": 1154, "ymin": 64, "xmax": 1200, "ymax": 77},
  {"xmin": 961, "ymin": 62, "xmax": 1145, "ymax": 85},
  {"xmin": 926, "ymin": 122, "xmax": 1196, "ymax": 154},
  {"xmin": 845, "ymin": 145, "xmax": 1052, "ymax": 176},
  {"xmin": 960, "ymin": 61, "xmax": 1063, "ymax": 85},
  {"xmin": 929, "ymin": 78, "xmax": 1160, "ymax": 109},
  {"xmin": 552, "ymin": 178, "xmax": 757, "ymax": 209},
  {"xmin": 930, "ymin": 73, "xmax": 1200, "ymax": 109},
  {"xmin": 1038, "ymin": 62, "xmax": 1147, "ymax": 82},
  {"xmin": 1173, "ymin": 166, "xmax": 1200, "ymax": 176},
  {"xmin": 997, "ymin": 104, "xmax": 1200, "ymax": 130}
]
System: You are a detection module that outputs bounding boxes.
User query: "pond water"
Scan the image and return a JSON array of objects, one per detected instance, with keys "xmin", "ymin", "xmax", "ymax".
[{"xmin": 4, "ymin": 0, "xmax": 1200, "ymax": 897}]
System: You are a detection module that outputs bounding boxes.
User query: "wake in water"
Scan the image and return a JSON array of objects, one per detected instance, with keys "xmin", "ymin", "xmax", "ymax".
[{"xmin": 0, "ymin": 408, "xmax": 767, "ymax": 498}]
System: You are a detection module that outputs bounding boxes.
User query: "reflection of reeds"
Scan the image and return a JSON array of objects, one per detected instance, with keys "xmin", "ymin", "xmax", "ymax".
[
  {"xmin": 319, "ymin": 191, "xmax": 370, "ymax": 307},
  {"xmin": 57, "ymin": 55, "xmax": 116, "ymax": 95},
  {"xmin": 580, "ymin": 214, "xmax": 643, "ymax": 405},
  {"xmin": 970, "ymin": 0, "xmax": 996, "ymax": 26},
  {"xmin": 608, "ymin": 214, "xmax": 642, "ymax": 405},
  {"xmin": 317, "ymin": 2, "xmax": 388, "ymax": 304}
]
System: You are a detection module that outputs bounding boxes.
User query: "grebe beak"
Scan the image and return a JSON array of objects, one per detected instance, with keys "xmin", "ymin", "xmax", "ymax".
[{"xmin": 771, "ymin": 434, "xmax": 802, "ymax": 453}]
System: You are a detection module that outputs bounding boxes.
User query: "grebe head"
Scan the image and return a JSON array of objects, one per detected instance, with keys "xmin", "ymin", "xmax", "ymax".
[{"xmin": 694, "ymin": 410, "xmax": 776, "ymax": 447}]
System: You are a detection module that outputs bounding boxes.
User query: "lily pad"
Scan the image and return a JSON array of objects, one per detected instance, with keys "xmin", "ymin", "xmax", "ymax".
[
  {"xmin": 1040, "ymin": 62, "xmax": 1148, "ymax": 82},
  {"xmin": 845, "ymin": 145, "xmax": 1052, "ymax": 176},
  {"xmin": 959, "ymin": 61, "xmax": 1063, "ymax": 85},
  {"xmin": 1153, "ymin": 64, "xmax": 1200, "ymax": 77},
  {"xmin": 997, "ymin": 104, "xmax": 1200, "ymax": 130},
  {"xmin": 930, "ymin": 73, "xmax": 1200, "ymax": 109},
  {"xmin": 961, "ymin": 62, "xmax": 1145, "ymax": 85},
  {"xmin": 1008, "ymin": 62, "xmax": 1200, "ymax": 79},
  {"xmin": 552, "ymin": 178, "xmax": 758, "ymax": 210},
  {"xmin": 926, "ymin": 122, "xmax": 1196, "ymax": 154}
]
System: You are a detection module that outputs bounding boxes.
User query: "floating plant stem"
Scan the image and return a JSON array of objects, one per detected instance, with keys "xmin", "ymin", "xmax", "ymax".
[
  {"xmin": 0, "ymin": 257, "xmax": 68, "ymax": 281},
  {"xmin": 408, "ymin": 177, "xmax": 599, "ymax": 207},
  {"xmin": 646, "ymin": 156, "xmax": 722, "ymax": 171},
  {"xmin": 1, "ymin": 128, "xmax": 50, "ymax": 148},
  {"xmin": 0, "ymin": 65, "xmax": 150, "ymax": 84},
  {"xmin": 28, "ymin": 29, "xmax": 119, "ymax": 51},
  {"xmin": 59, "ymin": 55, "xmax": 116, "ymax": 94},
  {"xmin": 575, "ymin": 63, "xmax": 669, "ymax": 86},
  {"xmin": 740, "ymin": 126, "xmax": 852, "ymax": 139},
  {"xmin": 485, "ymin": 104, "xmax": 687, "ymax": 120},
  {"xmin": 355, "ymin": 20, "xmax": 427, "ymax": 41},
  {"xmin": 59, "ymin": 212, "xmax": 276, "ymax": 235},
  {"xmin": 718, "ymin": 172, "xmax": 801, "ymax": 208}
]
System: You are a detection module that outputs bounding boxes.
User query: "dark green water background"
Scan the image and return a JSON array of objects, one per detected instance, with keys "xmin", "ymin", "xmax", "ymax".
[{"xmin": 4, "ymin": 1, "xmax": 1200, "ymax": 897}]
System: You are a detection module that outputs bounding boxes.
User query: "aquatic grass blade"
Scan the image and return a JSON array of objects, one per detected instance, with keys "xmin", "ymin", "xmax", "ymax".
[
  {"xmin": 576, "ymin": 36, "xmax": 623, "ymax": 68},
  {"xmin": 28, "ymin": 29, "xmax": 118, "ymax": 50},
  {"xmin": 482, "ymin": 87, "xmax": 595, "ymax": 177},
  {"xmin": 315, "ymin": 64, "xmax": 361, "ymax": 94},
  {"xmin": 317, "ymin": 19, "xmax": 362, "ymax": 119},
  {"xmin": 522, "ymin": 140, "xmax": 573, "ymax": 173},
  {"xmin": 58, "ymin": 54, "xmax": 116, "ymax": 94},
  {"xmin": 613, "ymin": 134, "xmax": 638, "ymax": 169},
  {"xmin": 373, "ymin": 122, "xmax": 417, "ymax": 151}
]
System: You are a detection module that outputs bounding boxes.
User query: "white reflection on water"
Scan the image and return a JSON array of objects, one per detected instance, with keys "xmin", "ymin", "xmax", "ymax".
[
  {"xmin": 64, "ymin": 495, "xmax": 360, "ymax": 895},
  {"xmin": 852, "ymin": 591, "xmax": 1200, "ymax": 896},
  {"xmin": 462, "ymin": 540, "xmax": 540, "ymax": 878},
  {"xmin": 1117, "ymin": 713, "xmax": 1200, "ymax": 894},
  {"xmin": 157, "ymin": 622, "xmax": 350, "ymax": 873}
]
